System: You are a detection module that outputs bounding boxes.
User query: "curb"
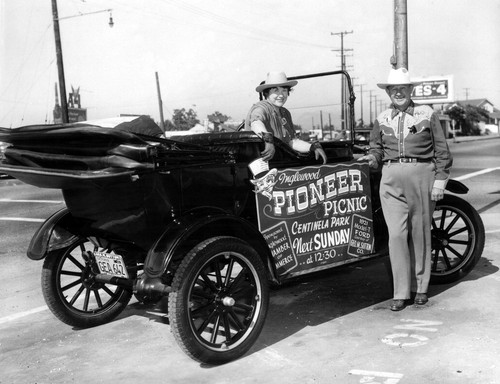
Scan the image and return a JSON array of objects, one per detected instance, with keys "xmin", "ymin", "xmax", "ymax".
[{"xmin": 447, "ymin": 135, "xmax": 500, "ymax": 143}]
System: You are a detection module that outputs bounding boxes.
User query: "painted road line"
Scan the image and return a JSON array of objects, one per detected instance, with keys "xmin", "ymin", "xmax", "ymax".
[
  {"xmin": 0, "ymin": 217, "xmax": 45, "ymax": 222},
  {"xmin": 454, "ymin": 167, "xmax": 500, "ymax": 181},
  {"xmin": 0, "ymin": 199, "xmax": 63, "ymax": 204},
  {"xmin": 349, "ymin": 369, "xmax": 404, "ymax": 380},
  {"xmin": 0, "ymin": 305, "xmax": 48, "ymax": 325}
]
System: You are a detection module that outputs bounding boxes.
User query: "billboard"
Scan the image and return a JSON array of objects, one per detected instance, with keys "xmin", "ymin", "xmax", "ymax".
[{"xmin": 411, "ymin": 75, "xmax": 454, "ymax": 104}]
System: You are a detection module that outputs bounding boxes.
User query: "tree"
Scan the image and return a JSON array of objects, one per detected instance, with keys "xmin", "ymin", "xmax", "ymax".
[
  {"xmin": 445, "ymin": 104, "xmax": 466, "ymax": 134},
  {"xmin": 464, "ymin": 105, "xmax": 489, "ymax": 135},
  {"xmin": 170, "ymin": 108, "xmax": 200, "ymax": 131},
  {"xmin": 207, "ymin": 111, "xmax": 230, "ymax": 132},
  {"xmin": 446, "ymin": 104, "xmax": 489, "ymax": 136},
  {"xmin": 163, "ymin": 120, "xmax": 176, "ymax": 131}
]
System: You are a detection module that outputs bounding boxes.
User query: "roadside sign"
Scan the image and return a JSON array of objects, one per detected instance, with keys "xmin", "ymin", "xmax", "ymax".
[{"xmin": 412, "ymin": 75, "xmax": 454, "ymax": 103}]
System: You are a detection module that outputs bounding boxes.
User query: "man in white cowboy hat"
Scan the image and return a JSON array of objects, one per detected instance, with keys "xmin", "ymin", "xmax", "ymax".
[
  {"xmin": 359, "ymin": 67, "xmax": 452, "ymax": 311},
  {"xmin": 245, "ymin": 71, "xmax": 327, "ymax": 164}
]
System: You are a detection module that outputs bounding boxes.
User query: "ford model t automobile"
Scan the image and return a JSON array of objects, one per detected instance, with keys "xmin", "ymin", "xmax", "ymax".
[{"xmin": 0, "ymin": 71, "xmax": 484, "ymax": 364}]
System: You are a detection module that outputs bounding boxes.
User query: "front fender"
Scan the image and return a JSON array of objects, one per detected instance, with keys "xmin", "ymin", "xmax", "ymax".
[
  {"xmin": 27, "ymin": 207, "xmax": 79, "ymax": 260},
  {"xmin": 446, "ymin": 179, "xmax": 469, "ymax": 194},
  {"xmin": 143, "ymin": 209, "xmax": 276, "ymax": 282}
]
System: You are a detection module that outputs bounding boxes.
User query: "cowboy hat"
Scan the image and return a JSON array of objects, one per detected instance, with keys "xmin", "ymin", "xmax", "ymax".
[
  {"xmin": 256, "ymin": 72, "xmax": 298, "ymax": 93},
  {"xmin": 377, "ymin": 67, "xmax": 418, "ymax": 89}
]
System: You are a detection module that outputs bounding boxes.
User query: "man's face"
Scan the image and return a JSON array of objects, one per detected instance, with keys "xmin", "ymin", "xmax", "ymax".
[
  {"xmin": 386, "ymin": 85, "xmax": 413, "ymax": 110},
  {"xmin": 267, "ymin": 86, "xmax": 289, "ymax": 107}
]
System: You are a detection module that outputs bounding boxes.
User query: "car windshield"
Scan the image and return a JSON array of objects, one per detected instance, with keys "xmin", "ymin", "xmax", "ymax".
[{"xmin": 284, "ymin": 72, "xmax": 353, "ymax": 143}]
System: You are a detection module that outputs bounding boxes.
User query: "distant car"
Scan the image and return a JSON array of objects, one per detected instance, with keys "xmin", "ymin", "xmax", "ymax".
[
  {"xmin": 0, "ymin": 141, "xmax": 7, "ymax": 159},
  {"xmin": 0, "ymin": 141, "xmax": 10, "ymax": 178}
]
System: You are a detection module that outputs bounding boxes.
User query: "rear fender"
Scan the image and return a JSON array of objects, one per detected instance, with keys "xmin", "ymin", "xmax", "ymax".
[
  {"xmin": 446, "ymin": 179, "xmax": 469, "ymax": 194},
  {"xmin": 144, "ymin": 209, "xmax": 278, "ymax": 283},
  {"xmin": 27, "ymin": 208, "xmax": 79, "ymax": 260}
]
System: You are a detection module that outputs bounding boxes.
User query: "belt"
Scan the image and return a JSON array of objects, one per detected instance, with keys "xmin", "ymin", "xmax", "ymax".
[{"xmin": 384, "ymin": 157, "xmax": 432, "ymax": 164}]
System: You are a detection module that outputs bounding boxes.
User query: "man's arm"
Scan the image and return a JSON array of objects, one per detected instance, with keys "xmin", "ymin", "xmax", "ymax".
[
  {"xmin": 431, "ymin": 112, "xmax": 453, "ymax": 189},
  {"xmin": 358, "ymin": 119, "xmax": 383, "ymax": 168}
]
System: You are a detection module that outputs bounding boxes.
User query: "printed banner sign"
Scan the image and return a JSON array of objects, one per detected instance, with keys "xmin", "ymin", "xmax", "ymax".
[{"xmin": 254, "ymin": 162, "xmax": 375, "ymax": 278}]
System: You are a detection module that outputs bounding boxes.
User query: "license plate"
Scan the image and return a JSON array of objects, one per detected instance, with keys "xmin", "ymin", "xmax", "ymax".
[{"xmin": 94, "ymin": 251, "xmax": 129, "ymax": 279}]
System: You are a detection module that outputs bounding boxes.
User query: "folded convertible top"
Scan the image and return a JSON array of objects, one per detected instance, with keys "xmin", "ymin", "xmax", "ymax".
[{"xmin": 0, "ymin": 116, "xmax": 230, "ymax": 188}]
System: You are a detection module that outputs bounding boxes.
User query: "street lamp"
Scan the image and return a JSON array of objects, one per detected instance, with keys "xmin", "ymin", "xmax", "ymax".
[{"xmin": 51, "ymin": 0, "xmax": 113, "ymax": 123}]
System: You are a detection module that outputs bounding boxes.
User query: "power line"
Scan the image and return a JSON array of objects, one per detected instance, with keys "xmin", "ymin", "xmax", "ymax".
[
  {"xmin": 164, "ymin": 0, "xmax": 331, "ymax": 49},
  {"xmin": 113, "ymin": 0, "xmax": 332, "ymax": 50}
]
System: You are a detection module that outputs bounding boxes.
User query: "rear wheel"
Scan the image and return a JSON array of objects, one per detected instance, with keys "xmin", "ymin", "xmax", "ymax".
[
  {"xmin": 41, "ymin": 237, "xmax": 133, "ymax": 328},
  {"xmin": 168, "ymin": 236, "xmax": 269, "ymax": 365},
  {"xmin": 430, "ymin": 195, "xmax": 485, "ymax": 284}
]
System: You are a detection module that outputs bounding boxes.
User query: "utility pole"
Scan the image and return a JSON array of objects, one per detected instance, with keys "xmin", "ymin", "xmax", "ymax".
[
  {"xmin": 351, "ymin": 77, "xmax": 358, "ymax": 123},
  {"xmin": 369, "ymin": 90, "xmax": 374, "ymax": 125},
  {"xmin": 51, "ymin": 0, "xmax": 69, "ymax": 123},
  {"xmin": 464, "ymin": 88, "xmax": 470, "ymax": 101},
  {"xmin": 155, "ymin": 72, "xmax": 165, "ymax": 133},
  {"xmin": 391, "ymin": 0, "xmax": 408, "ymax": 69},
  {"xmin": 51, "ymin": 3, "xmax": 113, "ymax": 124},
  {"xmin": 328, "ymin": 113, "xmax": 333, "ymax": 140},
  {"xmin": 355, "ymin": 84, "xmax": 366, "ymax": 126},
  {"xmin": 373, "ymin": 95, "xmax": 378, "ymax": 118},
  {"xmin": 320, "ymin": 110, "xmax": 324, "ymax": 139},
  {"xmin": 331, "ymin": 30, "xmax": 353, "ymax": 131}
]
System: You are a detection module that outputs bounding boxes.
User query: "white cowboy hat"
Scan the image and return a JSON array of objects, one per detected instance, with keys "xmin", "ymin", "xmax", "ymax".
[
  {"xmin": 256, "ymin": 72, "xmax": 298, "ymax": 93},
  {"xmin": 377, "ymin": 67, "xmax": 418, "ymax": 89}
]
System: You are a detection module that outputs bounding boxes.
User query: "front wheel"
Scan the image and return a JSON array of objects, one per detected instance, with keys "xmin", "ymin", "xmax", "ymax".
[
  {"xmin": 41, "ymin": 237, "xmax": 134, "ymax": 328},
  {"xmin": 430, "ymin": 194, "xmax": 485, "ymax": 284},
  {"xmin": 168, "ymin": 236, "xmax": 269, "ymax": 365}
]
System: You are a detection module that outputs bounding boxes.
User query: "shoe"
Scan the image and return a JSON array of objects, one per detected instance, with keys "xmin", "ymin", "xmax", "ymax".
[
  {"xmin": 414, "ymin": 293, "xmax": 428, "ymax": 305},
  {"xmin": 390, "ymin": 299, "xmax": 407, "ymax": 311}
]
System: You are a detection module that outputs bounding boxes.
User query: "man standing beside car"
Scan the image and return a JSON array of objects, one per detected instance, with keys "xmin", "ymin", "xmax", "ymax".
[{"xmin": 359, "ymin": 68, "xmax": 453, "ymax": 311}]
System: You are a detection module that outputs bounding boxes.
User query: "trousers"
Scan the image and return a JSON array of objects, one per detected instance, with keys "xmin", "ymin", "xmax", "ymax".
[{"xmin": 380, "ymin": 162, "xmax": 436, "ymax": 299}]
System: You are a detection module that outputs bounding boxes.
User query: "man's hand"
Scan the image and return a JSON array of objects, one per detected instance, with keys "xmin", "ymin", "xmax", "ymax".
[
  {"xmin": 358, "ymin": 154, "xmax": 378, "ymax": 169},
  {"xmin": 314, "ymin": 147, "xmax": 327, "ymax": 164},
  {"xmin": 431, "ymin": 187, "xmax": 444, "ymax": 201},
  {"xmin": 260, "ymin": 142, "xmax": 275, "ymax": 161}
]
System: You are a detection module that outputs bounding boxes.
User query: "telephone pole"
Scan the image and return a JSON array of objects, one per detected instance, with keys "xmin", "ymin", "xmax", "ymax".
[
  {"xmin": 464, "ymin": 88, "xmax": 470, "ymax": 101},
  {"xmin": 50, "ymin": 1, "xmax": 114, "ymax": 124},
  {"xmin": 51, "ymin": 0, "xmax": 69, "ymax": 123},
  {"xmin": 368, "ymin": 90, "xmax": 374, "ymax": 125},
  {"xmin": 320, "ymin": 110, "xmax": 324, "ymax": 139},
  {"xmin": 155, "ymin": 72, "xmax": 165, "ymax": 133},
  {"xmin": 373, "ymin": 94, "xmax": 378, "ymax": 119},
  {"xmin": 391, "ymin": 0, "xmax": 408, "ymax": 69},
  {"xmin": 355, "ymin": 83, "xmax": 366, "ymax": 125},
  {"xmin": 331, "ymin": 30, "xmax": 353, "ymax": 130}
]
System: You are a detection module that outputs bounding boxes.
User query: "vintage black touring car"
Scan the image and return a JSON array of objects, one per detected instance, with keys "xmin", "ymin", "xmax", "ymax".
[{"xmin": 0, "ymin": 71, "xmax": 484, "ymax": 364}]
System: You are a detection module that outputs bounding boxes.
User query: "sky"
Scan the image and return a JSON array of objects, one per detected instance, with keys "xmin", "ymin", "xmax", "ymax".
[{"xmin": 1, "ymin": 0, "xmax": 499, "ymax": 128}]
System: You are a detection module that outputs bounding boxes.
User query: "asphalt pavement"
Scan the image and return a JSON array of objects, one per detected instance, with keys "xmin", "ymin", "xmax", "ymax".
[{"xmin": 0, "ymin": 135, "xmax": 499, "ymax": 384}]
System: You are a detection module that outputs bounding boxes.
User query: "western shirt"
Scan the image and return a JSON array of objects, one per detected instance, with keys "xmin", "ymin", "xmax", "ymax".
[{"xmin": 369, "ymin": 102, "xmax": 453, "ymax": 189}]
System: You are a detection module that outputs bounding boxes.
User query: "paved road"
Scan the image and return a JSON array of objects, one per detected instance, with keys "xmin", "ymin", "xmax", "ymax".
[{"xmin": 0, "ymin": 137, "xmax": 499, "ymax": 384}]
